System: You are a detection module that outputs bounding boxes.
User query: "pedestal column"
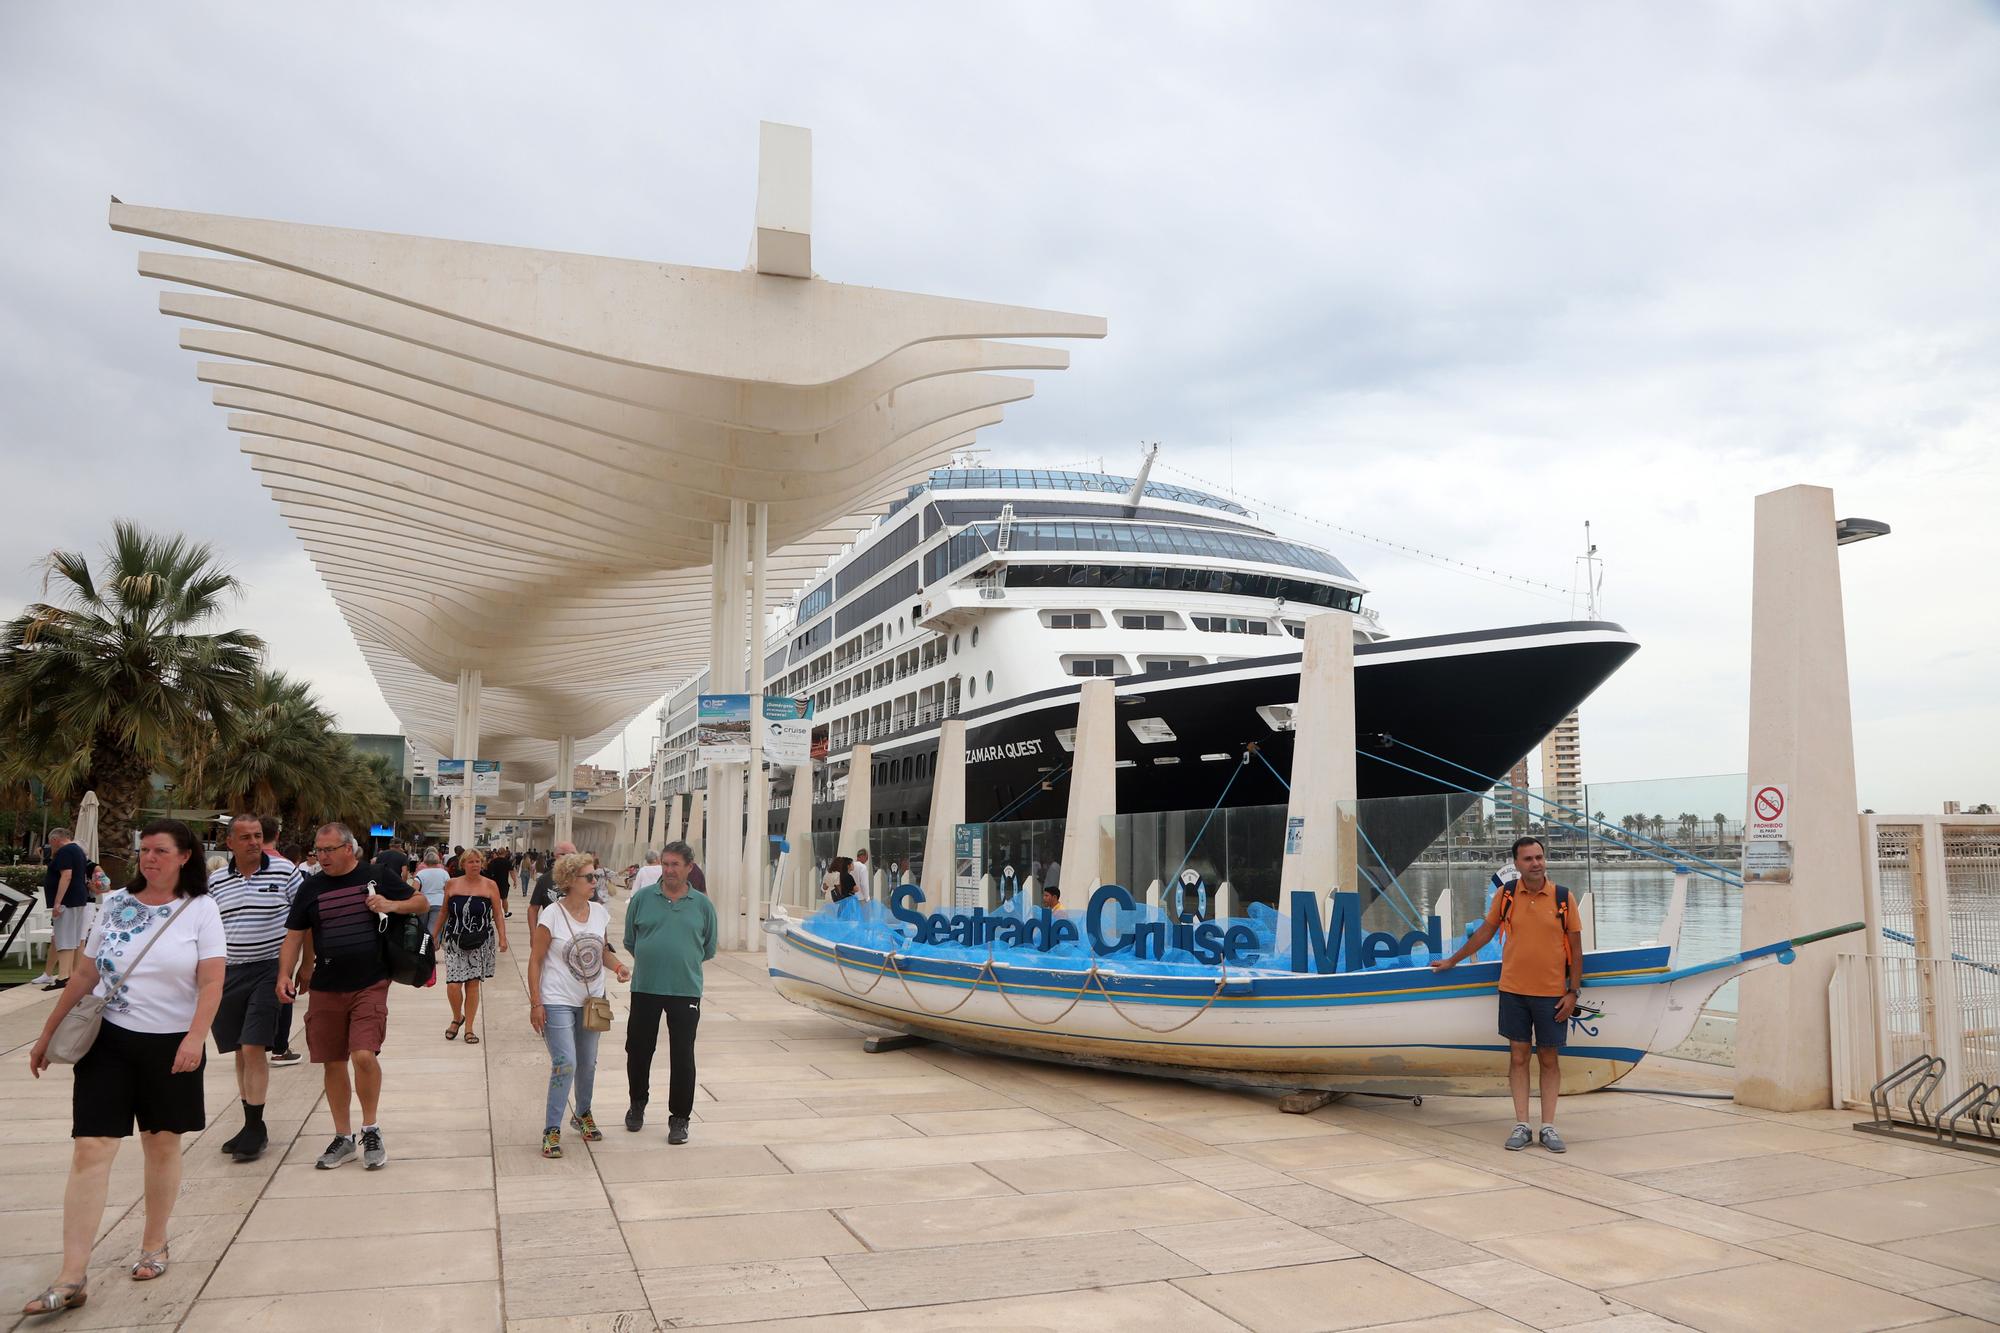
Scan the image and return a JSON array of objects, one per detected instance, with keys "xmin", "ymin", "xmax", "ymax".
[{"xmin": 450, "ymin": 668, "xmax": 482, "ymax": 849}]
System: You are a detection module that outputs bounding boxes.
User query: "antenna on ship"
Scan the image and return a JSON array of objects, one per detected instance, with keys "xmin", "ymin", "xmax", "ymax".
[
  {"xmin": 1573, "ymin": 521, "xmax": 1604, "ymax": 620},
  {"xmin": 1124, "ymin": 441, "xmax": 1160, "ymax": 511}
]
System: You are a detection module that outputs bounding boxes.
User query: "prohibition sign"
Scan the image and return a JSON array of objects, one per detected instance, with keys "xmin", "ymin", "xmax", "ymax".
[{"xmin": 1754, "ymin": 786, "xmax": 1785, "ymax": 822}]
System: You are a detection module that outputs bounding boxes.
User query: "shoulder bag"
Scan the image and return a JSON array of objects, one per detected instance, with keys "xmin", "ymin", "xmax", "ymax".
[
  {"xmin": 47, "ymin": 896, "xmax": 190, "ymax": 1064},
  {"xmin": 379, "ymin": 904, "xmax": 437, "ymax": 987},
  {"xmin": 554, "ymin": 904, "xmax": 614, "ymax": 1032}
]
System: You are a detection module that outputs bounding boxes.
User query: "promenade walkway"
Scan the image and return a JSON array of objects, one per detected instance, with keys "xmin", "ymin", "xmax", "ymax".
[{"xmin": 3, "ymin": 908, "xmax": 1998, "ymax": 1331}]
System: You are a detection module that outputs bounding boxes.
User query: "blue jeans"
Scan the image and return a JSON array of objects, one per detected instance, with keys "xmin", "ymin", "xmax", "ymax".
[{"xmin": 542, "ymin": 1004, "xmax": 600, "ymax": 1130}]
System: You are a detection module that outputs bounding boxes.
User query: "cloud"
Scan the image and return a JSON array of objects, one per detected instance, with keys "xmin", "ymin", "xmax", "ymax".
[{"xmin": 1, "ymin": 1, "xmax": 1995, "ymax": 809}]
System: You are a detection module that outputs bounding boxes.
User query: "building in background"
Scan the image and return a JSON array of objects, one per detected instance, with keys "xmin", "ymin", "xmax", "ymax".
[
  {"xmin": 1540, "ymin": 710, "xmax": 1583, "ymax": 817},
  {"xmin": 1499, "ymin": 757, "xmax": 1532, "ymax": 836}
]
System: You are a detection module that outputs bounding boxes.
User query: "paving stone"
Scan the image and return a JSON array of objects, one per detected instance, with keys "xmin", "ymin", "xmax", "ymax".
[
  {"xmin": 1315, "ymin": 1217, "xmax": 1493, "ymax": 1272},
  {"xmin": 1140, "ymin": 1215, "xmax": 1359, "ymax": 1273},
  {"xmin": 1174, "ymin": 1257, "xmax": 1475, "ymax": 1331},
  {"xmin": 1230, "ymin": 1183, "xmax": 1386, "ymax": 1227},
  {"xmin": 978, "ymin": 1148, "xmax": 1183, "ymax": 1194},
  {"xmin": 1737, "ymin": 1168, "xmax": 2000, "ymax": 1244},
  {"xmin": 638, "ymin": 1257, "xmax": 862, "ymax": 1327},
  {"xmin": 1622, "ymin": 1196, "xmax": 1803, "ymax": 1245},
  {"xmin": 1908, "ymin": 1281, "xmax": 2000, "ymax": 1322},
  {"xmin": 838, "ymin": 1181, "xmax": 1259, "ymax": 1249},
  {"xmin": 623, "ymin": 1210, "xmax": 865, "ymax": 1269},
  {"xmin": 1617, "ymin": 1259, "xmax": 1953, "ymax": 1332},
  {"xmin": 1625, "ymin": 1151, "xmax": 1898, "ymax": 1204},
  {"xmin": 1746, "ymin": 1229, "xmax": 1982, "ymax": 1294},
  {"xmin": 1381, "ymin": 1185, "xmax": 1627, "ymax": 1242},
  {"xmin": 180, "ymin": 1280, "xmax": 502, "ymax": 1331},
  {"xmin": 205, "ymin": 1232, "xmax": 498, "ymax": 1297},
  {"xmin": 238, "ymin": 1187, "xmax": 496, "ymax": 1241},
  {"xmin": 772, "ymin": 1125, "xmax": 1115, "ymax": 1171},
  {"xmin": 831, "ymin": 1228, "xmax": 1198, "ymax": 1309},
  {"xmin": 1420, "ymin": 1257, "xmax": 1640, "ymax": 1328},
  {"xmin": 1884, "ymin": 1224, "xmax": 2000, "ymax": 1281},
  {"xmin": 1163, "ymin": 1153, "xmax": 1299, "ymax": 1191},
  {"xmin": 707, "ymin": 1279, "xmax": 1245, "ymax": 1331},
  {"xmin": 608, "ymin": 1163, "xmax": 1012, "ymax": 1220},
  {"xmin": 1481, "ymin": 1219, "xmax": 1762, "ymax": 1290},
  {"xmin": 1310, "ymin": 1158, "xmax": 1512, "ymax": 1203},
  {"xmin": 1227, "ymin": 1131, "xmax": 1428, "ymax": 1171}
]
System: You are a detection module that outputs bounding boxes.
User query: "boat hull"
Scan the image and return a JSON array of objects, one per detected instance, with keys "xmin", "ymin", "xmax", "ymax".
[{"xmin": 767, "ymin": 918, "xmax": 1682, "ymax": 1097}]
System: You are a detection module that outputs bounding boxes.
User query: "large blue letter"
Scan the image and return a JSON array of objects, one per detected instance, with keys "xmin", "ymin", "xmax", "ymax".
[
  {"xmin": 1290, "ymin": 893, "xmax": 1332, "ymax": 973},
  {"xmin": 1087, "ymin": 883, "xmax": 1136, "ymax": 955},
  {"xmin": 890, "ymin": 885, "xmax": 928, "ymax": 938}
]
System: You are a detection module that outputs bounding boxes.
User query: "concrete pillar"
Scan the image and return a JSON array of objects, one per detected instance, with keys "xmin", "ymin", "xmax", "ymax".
[
  {"xmin": 781, "ymin": 761, "xmax": 816, "ymax": 909},
  {"xmin": 648, "ymin": 744, "xmax": 667, "ymax": 854},
  {"xmin": 838, "ymin": 743, "xmax": 873, "ymax": 869},
  {"xmin": 450, "ymin": 668, "xmax": 482, "ymax": 848},
  {"xmin": 1058, "ymin": 679, "xmax": 1118, "ymax": 896},
  {"xmin": 1735, "ymin": 484, "xmax": 1869, "ymax": 1111},
  {"xmin": 743, "ymin": 502, "xmax": 771, "ymax": 936},
  {"xmin": 1278, "ymin": 611, "xmax": 1358, "ymax": 935},
  {"xmin": 919, "ymin": 721, "xmax": 968, "ymax": 904},
  {"xmin": 686, "ymin": 791, "xmax": 705, "ymax": 859},
  {"xmin": 554, "ymin": 733, "xmax": 576, "ymax": 846}
]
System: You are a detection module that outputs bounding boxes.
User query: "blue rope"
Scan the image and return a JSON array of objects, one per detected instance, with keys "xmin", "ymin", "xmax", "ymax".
[
  {"xmin": 988, "ymin": 763, "xmax": 1070, "ymax": 825},
  {"xmin": 1249, "ymin": 746, "xmax": 1424, "ymax": 933},
  {"xmin": 1385, "ymin": 736, "xmax": 1744, "ymax": 883},
  {"xmin": 1164, "ymin": 753, "xmax": 1249, "ymax": 897},
  {"xmin": 1358, "ymin": 749, "xmax": 1745, "ymax": 891}
]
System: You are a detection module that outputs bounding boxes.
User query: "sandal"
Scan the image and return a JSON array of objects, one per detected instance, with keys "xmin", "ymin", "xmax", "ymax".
[
  {"xmin": 20, "ymin": 1278, "xmax": 86, "ymax": 1314},
  {"xmin": 445, "ymin": 1019, "xmax": 463, "ymax": 1040},
  {"xmin": 463, "ymin": 1031, "xmax": 481, "ymax": 1045},
  {"xmin": 131, "ymin": 1246, "xmax": 168, "ymax": 1281}
]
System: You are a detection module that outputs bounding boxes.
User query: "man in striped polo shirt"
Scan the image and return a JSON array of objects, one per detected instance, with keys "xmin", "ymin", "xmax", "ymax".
[{"xmin": 208, "ymin": 813, "xmax": 303, "ymax": 1163}]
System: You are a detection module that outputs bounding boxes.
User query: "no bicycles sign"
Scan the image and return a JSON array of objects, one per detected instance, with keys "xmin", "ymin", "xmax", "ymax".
[{"xmin": 1748, "ymin": 783, "xmax": 1788, "ymax": 841}]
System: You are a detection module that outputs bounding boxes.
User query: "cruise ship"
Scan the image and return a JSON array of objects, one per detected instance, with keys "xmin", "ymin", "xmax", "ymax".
[{"xmin": 654, "ymin": 464, "xmax": 1638, "ymax": 890}]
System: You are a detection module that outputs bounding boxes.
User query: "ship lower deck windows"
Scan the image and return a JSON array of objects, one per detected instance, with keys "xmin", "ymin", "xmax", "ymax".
[
  {"xmin": 1066, "ymin": 656, "xmax": 1123, "ymax": 678},
  {"xmin": 1192, "ymin": 615, "xmax": 1270, "ymax": 635},
  {"xmin": 1119, "ymin": 613, "xmax": 1172, "ymax": 631},
  {"xmin": 1043, "ymin": 610, "xmax": 1098, "ymax": 629},
  {"xmin": 1004, "ymin": 563, "xmax": 1362, "ymax": 612},
  {"xmin": 1141, "ymin": 658, "xmax": 1197, "ymax": 676}
]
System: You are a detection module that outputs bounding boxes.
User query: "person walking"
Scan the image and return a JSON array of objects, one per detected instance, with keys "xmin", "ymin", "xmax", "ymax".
[
  {"xmin": 23, "ymin": 820, "xmax": 226, "ymax": 1314},
  {"xmin": 623, "ymin": 841, "xmax": 716, "ymax": 1144},
  {"xmin": 435, "ymin": 847, "xmax": 507, "ymax": 1043},
  {"xmin": 278, "ymin": 822, "xmax": 427, "ymax": 1170},
  {"xmin": 38, "ymin": 827, "xmax": 93, "ymax": 991},
  {"xmin": 631, "ymin": 851, "xmax": 663, "ymax": 894},
  {"xmin": 528, "ymin": 851, "xmax": 630, "ymax": 1158},
  {"xmin": 1431, "ymin": 835, "xmax": 1583, "ymax": 1152},
  {"xmin": 206, "ymin": 814, "xmax": 302, "ymax": 1163},
  {"xmin": 415, "ymin": 848, "xmax": 449, "ymax": 934},
  {"xmin": 487, "ymin": 845, "xmax": 515, "ymax": 919},
  {"xmin": 264, "ymin": 827, "xmax": 305, "ymax": 1067}
]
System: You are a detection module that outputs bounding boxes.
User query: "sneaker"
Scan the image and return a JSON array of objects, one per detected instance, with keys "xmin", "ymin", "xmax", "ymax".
[
  {"xmin": 219, "ymin": 1126, "xmax": 248, "ymax": 1155},
  {"xmin": 570, "ymin": 1112, "xmax": 603, "ymax": 1142},
  {"xmin": 624, "ymin": 1106, "xmax": 644, "ymax": 1133},
  {"xmin": 40, "ymin": 980, "xmax": 65, "ymax": 991},
  {"xmin": 29, "ymin": 974, "xmax": 50, "ymax": 987},
  {"xmin": 1538, "ymin": 1125, "xmax": 1568, "ymax": 1154},
  {"xmin": 268, "ymin": 1049, "xmax": 303, "ymax": 1066},
  {"xmin": 360, "ymin": 1126, "xmax": 387, "ymax": 1170},
  {"xmin": 667, "ymin": 1117, "xmax": 689, "ymax": 1146},
  {"xmin": 230, "ymin": 1124, "xmax": 268, "ymax": 1164},
  {"xmin": 1504, "ymin": 1123, "xmax": 1534, "ymax": 1152},
  {"xmin": 541, "ymin": 1128, "xmax": 563, "ymax": 1159},
  {"xmin": 315, "ymin": 1135, "xmax": 357, "ymax": 1170}
]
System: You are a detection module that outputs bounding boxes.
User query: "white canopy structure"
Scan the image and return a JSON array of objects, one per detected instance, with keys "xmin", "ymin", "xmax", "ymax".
[{"xmin": 113, "ymin": 122, "xmax": 1103, "ymax": 944}]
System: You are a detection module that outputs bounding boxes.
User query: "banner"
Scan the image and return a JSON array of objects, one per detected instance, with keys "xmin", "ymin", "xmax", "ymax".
[
  {"xmin": 435, "ymin": 759, "xmax": 466, "ymax": 796},
  {"xmin": 763, "ymin": 696, "xmax": 815, "ymax": 766},
  {"xmin": 470, "ymin": 759, "xmax": 501, "ymax": 796},
  {"xmin": 953, "ymin": 823, "xmax": 984, "ymax": 911},
  {"xmin": 699, "ymin": 694, "xmax": 753, "ymax": 765},
  {"xmin": 549, "ymin": 789, "xmax": 590, "ymax": 808}
]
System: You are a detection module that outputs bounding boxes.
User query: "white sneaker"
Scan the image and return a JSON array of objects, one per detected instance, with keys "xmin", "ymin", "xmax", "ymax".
[{"xmin": 30, "ymin": 974, "xmax": 51, "ymax": 987}]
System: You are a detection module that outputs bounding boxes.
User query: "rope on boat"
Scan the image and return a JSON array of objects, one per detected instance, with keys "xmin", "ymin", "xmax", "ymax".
[
  {"xmin": 883, "ymin": 952, "xmax": 988, "ymax": 1017},
  {"xmin": 831, "ymin": 942, "xmax": 896, "ymax": 996},
  {"xmin": 1084, "ymin": 957, "xmax": 1232, "ymax": 1036},
  {"xmin": 984, "ymin": 954, "xmax": 1097, "ymax": 1027}
]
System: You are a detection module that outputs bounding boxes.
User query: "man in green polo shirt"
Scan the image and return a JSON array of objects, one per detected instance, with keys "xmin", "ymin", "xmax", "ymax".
[{"xmin": 624, "ymin": 840, "xmax": 718, "ymax": 1144}]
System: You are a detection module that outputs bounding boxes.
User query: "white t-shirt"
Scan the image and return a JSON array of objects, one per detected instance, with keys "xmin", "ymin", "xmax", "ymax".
[
  {"xmin": 632, "ymin": 865, "xmax": 663, "ymax": 892},
  {"xmin": 415, "ymin": 866, "xmax": 450, "ymax": 906},
  {"xmin": 538, "ymin": 900, "xmax": 611, "ymax": 1007},
  {"xmin": 85, "ymin": 891, "xmax": 228, "ymax": 1035}
]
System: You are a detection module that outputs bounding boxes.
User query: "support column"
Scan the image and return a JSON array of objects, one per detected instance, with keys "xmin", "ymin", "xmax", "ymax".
[
  {"xmin": 1736, "ymin": 484, "xmax": 1868, "ymax": 1111},
  {"xmin": 1278, "ymin": 612, "xmax": 1359, "ymax": 938},
  {"xmin": 685, "ymin": 791, "xmax": 705, "ymax": 858},
  {"xmin": 1058, "ymin": 680, "xmax": 1117, "ymax": 893},
  {"xmin": 648, "ymin": 742, "xmax": 667, "ymax": 855},
  {"xmin": 782, "ymin": 760, "xmax": 816, "ymax": 909},
  {"xmin": 743, "ymin": 502, "xmax": 771, "ymax": 937},
  {"xmin": 554, "ymin": 734, "xmax": 576, "ymax": 847},
  {"xmin": 920, "ymin": 720, "xmax": 968, "ymax": 904},
  {"xmin": 450, "ymin": 668, "xmax": 482, "ymax": 849},
  {"xmin": 837, "ymin": 744, "xmax": 874, "ymax": 885}
]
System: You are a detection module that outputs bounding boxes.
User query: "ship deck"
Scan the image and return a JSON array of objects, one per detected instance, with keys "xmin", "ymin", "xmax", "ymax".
[{"xmin": 2, "ymin": 895, "xmax": 1996, "ymax": 1330}]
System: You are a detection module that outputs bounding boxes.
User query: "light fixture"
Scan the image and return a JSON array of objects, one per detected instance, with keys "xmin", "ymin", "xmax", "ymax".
[{"xmin": 1835, "ymin": 517, "xmax": 1891, "ymax": 546}]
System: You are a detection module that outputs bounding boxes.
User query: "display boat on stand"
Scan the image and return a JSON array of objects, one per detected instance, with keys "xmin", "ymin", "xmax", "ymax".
[{"xmin": 765, "ymin": 883, "xmax": 1861, "ymax": 1098}]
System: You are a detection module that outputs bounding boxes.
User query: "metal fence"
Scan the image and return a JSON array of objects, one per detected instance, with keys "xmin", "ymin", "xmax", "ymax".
[{"xmin": 1833, "ymin": 814, "xmax": 2000, "ymax": 1107}]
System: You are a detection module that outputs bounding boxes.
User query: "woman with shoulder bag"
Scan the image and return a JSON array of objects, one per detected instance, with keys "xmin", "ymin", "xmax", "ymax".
[
  {"xmin": 23, "ymin": 820, "xmax": 227, "ymax": 1316},
  {"xmin": 433, "ymin": 848, "xmax": 506, "ymax": 1043},
  {"xmin": 528, "ymin": 852, "xmax": 629, "ymax": 1158}
]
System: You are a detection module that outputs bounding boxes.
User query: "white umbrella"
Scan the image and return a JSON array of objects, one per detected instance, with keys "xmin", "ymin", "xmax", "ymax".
[{"xmin": 74, "ymin": 790, "xmax": 100, "ymax": 865}]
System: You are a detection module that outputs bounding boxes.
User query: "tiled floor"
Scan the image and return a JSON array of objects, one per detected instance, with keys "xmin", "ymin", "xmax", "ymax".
[{"xmin": 3, "ymin": 917, "xmax": 1997, "ymax": 1332}]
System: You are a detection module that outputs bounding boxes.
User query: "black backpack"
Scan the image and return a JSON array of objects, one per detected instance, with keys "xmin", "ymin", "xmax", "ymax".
[{"xmin": 449, "ymin": 894, "xmax": 494, "ymax": 951}]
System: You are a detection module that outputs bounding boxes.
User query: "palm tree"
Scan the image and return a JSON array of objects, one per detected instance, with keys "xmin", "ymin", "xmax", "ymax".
[
  {"xmin": 1678, "ymin": 812, "xmax": 1699, "ymax": 843},
  {"xmin": 0, "ymin": 523, "xmax": 262, "ymax": 880},
  {"xmin": 181, "ymin": 670, "xmax": 337, "ymax": 819},
  {"xmin": 1713, "ymin": 811, "xmax": 1730, "ymax": 841}
]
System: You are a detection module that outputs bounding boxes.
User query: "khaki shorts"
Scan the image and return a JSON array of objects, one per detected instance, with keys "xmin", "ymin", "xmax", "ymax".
[{"xmin": 304, "ymin": 980, "xmax": 390, "ymax": 1063}]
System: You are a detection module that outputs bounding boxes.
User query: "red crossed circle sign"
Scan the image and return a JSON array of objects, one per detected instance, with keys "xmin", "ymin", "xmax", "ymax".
[{"xmin": 1754, "ymin": 787, "xmax": 1785, "ymax": 821}]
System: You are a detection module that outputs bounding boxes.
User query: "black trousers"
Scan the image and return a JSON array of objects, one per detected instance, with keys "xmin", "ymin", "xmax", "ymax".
[
  {"xmin": 627, "ymin": 992, "xmax": 701, "ymax": 1118},
  {"xmin": 275, "ymin": 1001, "xmax": 294, "ymax": 1052}
]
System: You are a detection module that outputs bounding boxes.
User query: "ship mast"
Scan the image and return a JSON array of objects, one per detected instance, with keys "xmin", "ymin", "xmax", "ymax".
[{"xmin": 1124, "ymin": 441, "xmax": 1160, "ymax": 511}]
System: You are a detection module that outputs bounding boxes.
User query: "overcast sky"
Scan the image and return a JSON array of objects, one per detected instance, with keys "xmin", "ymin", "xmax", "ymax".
[{"xmin": 1, "ymin": 2, "xmax": 1994, "ymax": 811}]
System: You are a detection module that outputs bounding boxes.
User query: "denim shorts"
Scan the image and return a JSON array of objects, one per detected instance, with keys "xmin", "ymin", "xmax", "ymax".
[{"xmin": 1497, "ymin": 990, "xmax": 1568, "ymax": 1048}]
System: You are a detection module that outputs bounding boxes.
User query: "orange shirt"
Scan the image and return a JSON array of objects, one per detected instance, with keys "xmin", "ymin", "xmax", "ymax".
[{"xmin": 1484, "ymin": 879, "xmax": 1574, "ymax": 997}]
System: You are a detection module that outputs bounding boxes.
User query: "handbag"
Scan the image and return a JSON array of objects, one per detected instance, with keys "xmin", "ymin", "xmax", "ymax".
[
  {"xmin": 47, "ymin": 896, "xmax": 189, "ymax": 1064},
  {"xmin": 378, "ymin": 908, "xmax": 437, "ymax": 988},
  {"xmin": 555, "ymin": 903, "xmax": 614, "ymax": 1031}
]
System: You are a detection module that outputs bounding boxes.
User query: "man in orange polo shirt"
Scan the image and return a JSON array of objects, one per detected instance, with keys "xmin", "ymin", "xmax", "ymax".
[{"xmin": 1431, "ymin": 835, "xmax": 1583, "ymax": 1152}]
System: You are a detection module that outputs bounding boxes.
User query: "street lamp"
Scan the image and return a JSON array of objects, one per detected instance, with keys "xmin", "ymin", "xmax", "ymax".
[{"xmin": 1835, "ymin": 517, "xmax": 1891, "ymax": 546}]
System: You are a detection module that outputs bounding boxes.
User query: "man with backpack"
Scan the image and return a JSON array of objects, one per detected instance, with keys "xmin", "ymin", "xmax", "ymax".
[{"xmin": 1430, "ymin": 835, "xmax": 1583, "ymax": 1153}]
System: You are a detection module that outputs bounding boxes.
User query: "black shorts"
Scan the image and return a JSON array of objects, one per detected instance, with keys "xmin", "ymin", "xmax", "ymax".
[
  {"xmin": 72, "ymin": 1020, "xmax": 206, "ymax": 1138},
  {"xmin": 1497, "ymin": 990, "xmax": 1569, "ymax": 1049},
  {"xmin": 212, "ymin": 958, "xmax": 282, "ymax": 1053}
]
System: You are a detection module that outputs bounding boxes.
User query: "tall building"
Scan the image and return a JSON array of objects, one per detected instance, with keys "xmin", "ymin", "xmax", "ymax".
[
  {"xmin": 1540, "ymin": 710, "xmax": 1583, "ymax": 816},
  {"xmin": 1499, "ymin": 757, "xmax": 1532, "ymax": 836}
]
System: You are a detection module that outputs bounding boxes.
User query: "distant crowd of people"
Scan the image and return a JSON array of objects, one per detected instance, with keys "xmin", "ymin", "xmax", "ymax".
[{"xmin": 18, "ymin": 818, "xmax": 717, "ymax": 1318}]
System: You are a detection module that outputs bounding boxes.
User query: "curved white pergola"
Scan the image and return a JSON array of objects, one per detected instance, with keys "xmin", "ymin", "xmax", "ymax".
[{"xmin": 110, "ymin": 126, "xmax": 1104, "ymax": 880}]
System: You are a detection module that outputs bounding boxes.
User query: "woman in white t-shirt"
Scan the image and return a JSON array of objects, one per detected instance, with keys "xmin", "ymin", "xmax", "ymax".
[
  {"xmin": 24, "ymin": 819, "xmax": 227, "ymax": 1315},
  {"xmin": 527, "ymin": 852, "xmax": 629, "ymax": 1158}
]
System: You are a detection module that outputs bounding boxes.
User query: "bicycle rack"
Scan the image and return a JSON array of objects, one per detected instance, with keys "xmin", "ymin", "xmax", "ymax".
[{"xmin": 1854, "ymin": 1053, "xmax": 2000, "ymax": 1159}]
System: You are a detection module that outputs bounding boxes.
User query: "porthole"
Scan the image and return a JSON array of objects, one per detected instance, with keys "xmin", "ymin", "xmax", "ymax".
[
  {"xmin": 971, "ymin": 626, "xmax": 980, "ymax": 647},
  {"xmin": 985, "ymin": 670, "xmax": 994, "ymax": 692},
  {"xmin": 953, "ymin": 634, "xmax": 960, "ymax": 654},
  {"xmin": 968, "ymin": 677, "xmax": 977, "ymax": 699}
]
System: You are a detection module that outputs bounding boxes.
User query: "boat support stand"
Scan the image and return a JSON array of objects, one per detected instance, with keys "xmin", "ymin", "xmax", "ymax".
[{"xmin": 1280, "ymin": 1089, "xmax": 1424, "ymax": 1115}]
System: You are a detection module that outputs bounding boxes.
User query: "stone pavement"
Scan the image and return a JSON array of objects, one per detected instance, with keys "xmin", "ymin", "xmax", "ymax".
[{"xmin": 3, "ymin": 915, "xmax": 1998, "ymax": 1332}]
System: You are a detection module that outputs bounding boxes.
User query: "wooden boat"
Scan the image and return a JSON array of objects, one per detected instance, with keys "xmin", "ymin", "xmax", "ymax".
[{"xmin": 764, "ymin": 886, "xmax": 1861, "ymax": 1097}]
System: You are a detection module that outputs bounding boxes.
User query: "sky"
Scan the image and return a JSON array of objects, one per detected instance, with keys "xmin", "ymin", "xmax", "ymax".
[{"xmin": 0, "ymin": 2, "xmax": 1994, "ymax": 812}]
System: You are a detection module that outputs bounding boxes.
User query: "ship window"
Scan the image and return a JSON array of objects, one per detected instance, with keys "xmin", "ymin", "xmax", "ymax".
[
  {"xmin": 1120, "ymin": 613, "xmax": 1168, "ymax": 631},
  {"xmin": 971, "ymin": 626, "xmax": 979, "ymax": 647},
  {"xmin": 1142, "ymin": 658, "xmax": 1196, "ymax": 676},
  {"xmin": 1045, "ymin": 610, "xmax": 1096, "ymax": 629},
  {"xmin": 1067, "ymin": 658, "xmax": 1120, "ymax": 678},
  {"xmin": 1284, "ymin": 621, "xmax": 1305, "ymax": 638},
  {"xmin": 902, "ymin": 757, "xmax": 913, "ymax": 782},
  {"xmin": 968, "ymin": 677, "xmax": 977, "ymax": 699},
  {"xmin": 953, "ymin": 635, "xmax": 960, "ymax": 654},
  {"xmin": 984, "ymin": 670, "xmax": 994, "ymax": 691},
  {"xmin": 1192, "ymin": 615, "xmax": 1271, "ymax": 635}
]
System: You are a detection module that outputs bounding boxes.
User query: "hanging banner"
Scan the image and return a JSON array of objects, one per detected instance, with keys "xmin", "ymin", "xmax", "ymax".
[
  {"xmin": 435, "ymin": 759, "xmax": 466, "ymax": 796},
  {"xmin": 954, "ymin": 823, "xmax": 984, "ymax": 911},
  {"xmin": 470, "ymin": 760, "xmax": 501, "ymax": 796},
  {"xmin": 763, "ymin": 696, "xmax": 815, "ymax": 766},
  {"xmin": 549, "ymin": 789, "xmax": 591, "ymax": 808},
  {"xmin": 699, "ymin": 694, "xmax": 754, "ymax": 765}
]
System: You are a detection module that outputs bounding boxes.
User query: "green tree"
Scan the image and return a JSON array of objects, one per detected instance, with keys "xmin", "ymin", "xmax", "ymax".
[
  {"xmin": 0, "ymin": 523, "xmax": 262, "ymax": 880},
  {"xmin": 1713, "ymin": 811, "xmax": 1730, "ymax": 841}
]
